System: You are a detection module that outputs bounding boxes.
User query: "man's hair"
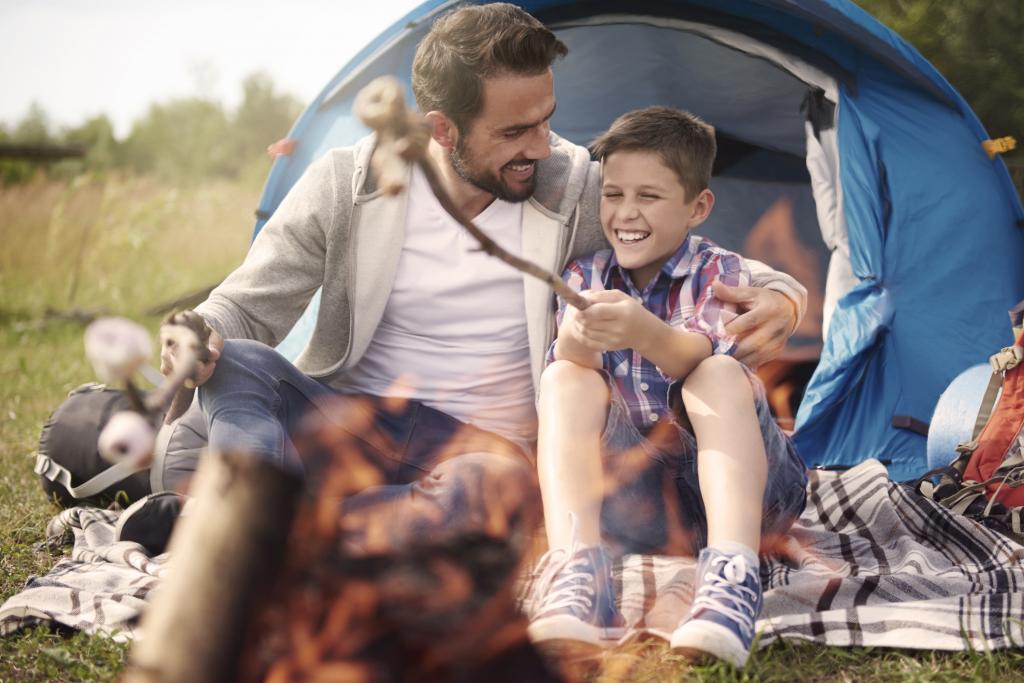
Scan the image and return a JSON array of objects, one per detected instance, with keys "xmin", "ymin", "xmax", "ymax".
[
  {"xmin": 590, "ymin": 106, "xmax": 717, "ymax": 200},
  {"xmin": 412, "ymin": 3, "xmax": 567, "ymax": 132}
]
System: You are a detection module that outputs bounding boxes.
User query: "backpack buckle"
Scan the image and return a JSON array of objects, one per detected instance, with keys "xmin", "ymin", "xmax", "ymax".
[{"xmin": 989, "ymin": 345, "xmax": 1023, "ymax": 373}]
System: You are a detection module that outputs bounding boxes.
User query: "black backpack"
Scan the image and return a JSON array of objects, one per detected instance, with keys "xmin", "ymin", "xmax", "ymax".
[{"xmin": 35, "ymin": 383, "xmax": 152, "ymax": 507}]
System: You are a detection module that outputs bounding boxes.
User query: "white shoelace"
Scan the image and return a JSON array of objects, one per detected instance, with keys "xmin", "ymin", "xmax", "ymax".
[
  {"xmin": 533, "ymin": 512, "xmax": 597, "ymax": 617},
  {"xmin": 690, "ymin": 555, "xmax": 758, "ymax": 640},
  {"xmin": 533, "ymin": 552, "xmax": 597, "ymax": 616}
]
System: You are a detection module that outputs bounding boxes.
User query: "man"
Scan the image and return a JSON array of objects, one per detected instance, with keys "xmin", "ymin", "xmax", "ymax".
[{"xmin": 163, "ymin": 3, "xmax": 806, "ymax": 552}]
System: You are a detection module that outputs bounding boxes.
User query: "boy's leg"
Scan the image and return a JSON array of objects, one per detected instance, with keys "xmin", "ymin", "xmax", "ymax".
[
  {"xmin": 529, "ymin": 360, "xmax": 623, "ymax": 652},
  {"xmin": 536, "ymin": 360, "xmax": 609, "ymax": 550},
  {"xmin": 670, "ymin": 355, "xmax": 767, "ymax": 667},
  {"xmin": 684, "ymin": 355, "xmax": 767, "ymax": 552}
]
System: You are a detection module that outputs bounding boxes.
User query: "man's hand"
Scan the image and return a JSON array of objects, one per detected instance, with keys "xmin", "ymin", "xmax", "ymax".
[
  {"xmin": 572, "ymin": 289, "xmax": 654, "ymax": 351},
  {"xmin": 714, "ymin": 281, "xmax": 798, "ymax": 368},
  {"xmin": 160, "ymin": 312, "xmax": 224, "ymax": 388}
]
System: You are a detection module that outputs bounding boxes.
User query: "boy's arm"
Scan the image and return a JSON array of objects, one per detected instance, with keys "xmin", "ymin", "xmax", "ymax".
[
  {"xmin": 573, "ymin": 248, "xmax": 749, "ymax": 379},
  {"xmin": 573, "ymin": 289, "xmax": 711, "ymax": 378},
  {"xmin": 548, "ymin": 259, "xmax": 604, "ymax": 370},
  {"xmin": 553, "ymin": 307, "xmax": 603, "ymax": 369}
]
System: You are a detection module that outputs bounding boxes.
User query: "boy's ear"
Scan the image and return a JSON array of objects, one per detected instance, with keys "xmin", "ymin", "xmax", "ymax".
[
  {"xmin": 424, "ymin": 111, "xmax": 457, "ymax": 150},
  {"xmin": 687, "ymin": 188, "xmax": 715, "ymax": 229}
]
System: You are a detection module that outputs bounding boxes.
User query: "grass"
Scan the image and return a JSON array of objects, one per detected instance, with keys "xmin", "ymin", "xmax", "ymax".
[
  {"xmin": 0, "ymin": 172, "xmax": 253, "ymax": 682},
  {"xmin": 1, "ymin": 174, "xmax": 1022, "ymax": 681}
]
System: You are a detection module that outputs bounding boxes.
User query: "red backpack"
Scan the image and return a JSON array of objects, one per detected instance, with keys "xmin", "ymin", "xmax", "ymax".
[
  {"xmin": 961, "ymin": 329, "xmax": 1024, "ymax": 507},
  {"xmin": 918, "ymin": 303, "xmax": 1024, "ymax": 543}
]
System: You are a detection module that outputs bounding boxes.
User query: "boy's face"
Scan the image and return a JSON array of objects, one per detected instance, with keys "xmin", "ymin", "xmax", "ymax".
[{"xmin": 599, "ymin": 150, "xmax": 713, "ymax": 288}]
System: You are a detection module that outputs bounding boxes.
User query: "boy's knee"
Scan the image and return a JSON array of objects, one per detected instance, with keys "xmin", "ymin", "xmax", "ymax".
[
  {"xmin": 539, "ymin": 359, "xmax": 605, "ymax": 397},
  {"xmin": 681, "ymin": 355, "xmax": 751, "ymax": 401}
]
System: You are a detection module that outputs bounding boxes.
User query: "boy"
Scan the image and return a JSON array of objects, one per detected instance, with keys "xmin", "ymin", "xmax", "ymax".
[{"xmin": 526, "ymin": 106, "xmax": 808, "ymax": 667}]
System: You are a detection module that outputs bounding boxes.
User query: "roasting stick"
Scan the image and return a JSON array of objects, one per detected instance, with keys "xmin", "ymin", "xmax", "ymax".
[{"xmin": 353, "ymin": 76, "xmax": 591, "ymax": 311}]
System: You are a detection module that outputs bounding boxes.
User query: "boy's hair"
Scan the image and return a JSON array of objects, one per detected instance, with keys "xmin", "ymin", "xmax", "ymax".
[
  {"xmin": 590, "ymin": 106, "xmax": 717, "ymax": 200},
  {"xmin": 412, "ymin": 3, "xmax": 568, "ymax": 133}
]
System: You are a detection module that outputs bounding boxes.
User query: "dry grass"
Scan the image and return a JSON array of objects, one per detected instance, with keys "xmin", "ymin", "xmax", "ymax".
[{"xmin": 0, "ymin": 172, "xmax": 254, "ymax": 318}]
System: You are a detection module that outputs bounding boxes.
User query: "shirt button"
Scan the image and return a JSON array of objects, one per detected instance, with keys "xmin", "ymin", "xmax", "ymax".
[
  {"xmin": 640, "ymin": 382, "xmax": 650, "ymax": 391},
  {"xmin": 649, "ymin": 413, "xmax": 659, "ymax": 422}
]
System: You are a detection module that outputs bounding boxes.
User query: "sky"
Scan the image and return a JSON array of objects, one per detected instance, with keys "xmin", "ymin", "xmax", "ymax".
[{"xmin": 0, "ymin": 0, "xmax": 426, "ymax": 138}]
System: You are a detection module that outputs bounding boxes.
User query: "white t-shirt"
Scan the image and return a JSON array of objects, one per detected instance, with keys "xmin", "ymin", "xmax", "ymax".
[{"xmin": 337, "ymin": 165, "xmax": 538, "ymax": 446}]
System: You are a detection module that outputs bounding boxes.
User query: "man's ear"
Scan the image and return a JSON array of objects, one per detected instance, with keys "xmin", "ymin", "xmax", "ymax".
[
  {"xmin": 425, "ymin": 111, "xmax": 457, "ymax": 150},
  {"xmin": 687, "ymin": 188, "xmax": 715, "ymax": 229}
]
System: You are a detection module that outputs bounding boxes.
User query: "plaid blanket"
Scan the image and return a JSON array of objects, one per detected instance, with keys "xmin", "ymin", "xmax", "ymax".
[
  {"xmin": 520, "ymin": 459, "xmax": 1024, "ymax": 650},
  {"xmin": 4, "ymin": 460, "xmax": 1024, "ymax": 650},
  {"xmin": 0, "ymin": 506, "xmax": 166, "ymax": 642}
]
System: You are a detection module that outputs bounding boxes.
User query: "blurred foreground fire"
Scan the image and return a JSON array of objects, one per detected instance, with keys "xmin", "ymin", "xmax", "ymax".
[{"xmin": 240, "ymin": 397, "xmax": 554, "ymax": 682}]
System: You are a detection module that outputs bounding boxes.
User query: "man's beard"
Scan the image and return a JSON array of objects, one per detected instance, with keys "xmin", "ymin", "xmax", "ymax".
[{"xmin": 448, "ymin": 138, "xmax": 535, "ymax": 203}]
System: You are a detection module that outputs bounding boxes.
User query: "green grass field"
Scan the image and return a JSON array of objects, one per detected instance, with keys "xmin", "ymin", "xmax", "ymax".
[{"xmin": 1, "ymin": 175, "xmax": 1022, "ymax": 681}]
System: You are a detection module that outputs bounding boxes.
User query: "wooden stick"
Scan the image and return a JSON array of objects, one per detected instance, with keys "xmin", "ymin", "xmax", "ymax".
[
  {"xmin": 155, "ymin": 310, "xmax": 214, "ymax": 424},
  {"xmin": 354, "ymin": 76, "xmax": 590, "ymax": 311}
]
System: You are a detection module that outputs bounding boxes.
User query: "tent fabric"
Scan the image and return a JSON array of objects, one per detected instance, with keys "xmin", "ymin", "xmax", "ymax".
[{"xmin": 256, "ymin": 0, "xmax": 1024, "ymax": 482}]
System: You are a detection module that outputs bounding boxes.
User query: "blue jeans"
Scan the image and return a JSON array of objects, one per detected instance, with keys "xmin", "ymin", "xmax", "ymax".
[
  {"xmin": 599, "ymin": 368, "xmax": 808, "ymax": 557},
  {"xmin": 198, "ymin": 340, "xmax": 539, "ymax": 554}
]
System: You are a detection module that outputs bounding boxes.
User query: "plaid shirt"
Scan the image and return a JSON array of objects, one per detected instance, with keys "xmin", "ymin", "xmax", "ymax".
[{"xmin": 548, "ymin": 235, "xmax": 750, "ymax": 431}]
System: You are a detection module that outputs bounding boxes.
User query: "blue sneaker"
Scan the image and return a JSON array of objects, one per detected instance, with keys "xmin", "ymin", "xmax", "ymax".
[
  {"xmin": 527, "ymin": 542, "xmax": 625, "ymax": 652},
  {"xmin": 670, "ymin": 547, "xmax": 763, "ymax": 667}
]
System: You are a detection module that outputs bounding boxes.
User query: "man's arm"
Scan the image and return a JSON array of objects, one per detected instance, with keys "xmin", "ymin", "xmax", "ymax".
[
  {"xmin": 745, "ymin": 257, "xmax": 808, "ymax": 324},
  {"xmin": 161, "ymin": 150, "xmax": 352, "ymax": 384},
  {"xmin": 194, "ymin": 152, "xmax": 344, "ymax": 344},
  {"xmin": 714, "ymin": 257, "xmax": 807, "ymax": 368}
]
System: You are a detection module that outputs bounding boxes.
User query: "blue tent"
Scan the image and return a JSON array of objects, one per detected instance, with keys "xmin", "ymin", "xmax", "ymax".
[{"xmin": 255, "ymin": 0, "xmax": 1024, "ymax": 482}]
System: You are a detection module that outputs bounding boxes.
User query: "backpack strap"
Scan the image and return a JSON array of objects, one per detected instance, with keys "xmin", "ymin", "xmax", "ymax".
[
  {"xmin": 34, "ymin": 452, "xmax": 146, "ymax": 500},
  {"xmin": 970, "ymin": 344, "xmax": 1022, "ymax": 440}
]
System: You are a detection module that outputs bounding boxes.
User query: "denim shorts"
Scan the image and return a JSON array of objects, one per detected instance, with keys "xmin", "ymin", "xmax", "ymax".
[{"xmin": 597, "ymin": 368, "xmax": 807, "ymax": 557}]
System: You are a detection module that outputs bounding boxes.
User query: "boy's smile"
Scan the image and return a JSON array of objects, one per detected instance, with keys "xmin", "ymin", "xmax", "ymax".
[{"xmin": 599, "ymin": 150, "xmax": 714, "ymax": 288}]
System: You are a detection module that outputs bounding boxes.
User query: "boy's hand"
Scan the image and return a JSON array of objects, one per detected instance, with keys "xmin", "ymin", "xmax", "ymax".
[
  {"xmin": 572, "ymin": 289, "xmax": 654, "ymax": 351},
  {"xmin": 714, "ymin": 282, "xmax": 798, "ymax": 368}
]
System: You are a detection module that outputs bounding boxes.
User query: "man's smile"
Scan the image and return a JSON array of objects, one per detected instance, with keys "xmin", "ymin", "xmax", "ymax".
[{"xmin": 503, "ymin": 159, "xmax": 536, "ymax": 180}]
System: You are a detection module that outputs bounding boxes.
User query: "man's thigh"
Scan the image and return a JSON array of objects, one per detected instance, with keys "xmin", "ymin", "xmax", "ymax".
[{"xmin": 296, "ymin": 394, "xmax": 529, "ymax": 488}]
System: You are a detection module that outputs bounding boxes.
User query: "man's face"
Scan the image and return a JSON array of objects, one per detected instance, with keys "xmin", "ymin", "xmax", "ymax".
[{"xmin": 448, "ymin": 69, "xmax": 556, "ymax": 202}]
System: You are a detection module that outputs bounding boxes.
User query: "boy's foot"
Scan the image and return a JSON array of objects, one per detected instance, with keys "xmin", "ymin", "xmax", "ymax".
[
  {"xmin": 670, "ymin": 546, "xmax": 762, "ymax": 667},
  {"xmin": 527, "ymin": 542, "xmax": 625, "ymax": 655}
]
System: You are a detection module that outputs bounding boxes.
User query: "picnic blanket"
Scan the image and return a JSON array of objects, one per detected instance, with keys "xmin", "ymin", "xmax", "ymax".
[
  {"xmin": 3, "ymin": 459, "xmax": 1024, "ymax": 651},
  {"xmin": 0, "ymin": 507, "xmax": 167, "ymax": 642}
]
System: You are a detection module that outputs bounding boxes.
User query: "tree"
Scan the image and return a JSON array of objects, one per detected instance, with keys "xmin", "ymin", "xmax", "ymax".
[
  {"xmin": 232, "ymin": 71, "xmax": 303, "ymax": 163},
  {"xmin": 62, "ymin": 115, "xmax": 120, "ymax": 173},
  {"xmin": 0, "ymin": 102, "xmax": 55, "ymax": 183},
  {"xmin": 13, "ymin": 102, "xmax": 53, "ymax": 145},
  {"xmin": 854, "ymin": 0, "xmax": 1024, "ymax": 141},
  {"xmin": 122, "ymin": 98, "xmax": 235, "ymax": 181}
]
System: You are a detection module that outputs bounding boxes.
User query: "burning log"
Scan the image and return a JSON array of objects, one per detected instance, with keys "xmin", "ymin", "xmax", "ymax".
[
  {"xmin": 234, "ymin": 398, "xmax": 561, "ymax": 682},
  {"xmin": 122, "ymin": 450, "xmax": 302, "ymax": 683}
]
